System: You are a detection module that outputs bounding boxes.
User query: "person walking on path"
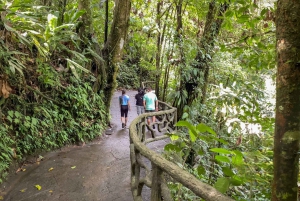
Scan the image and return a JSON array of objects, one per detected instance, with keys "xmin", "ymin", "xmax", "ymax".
[
  {"xmin": 119, "ymin": 89, "xmax": 130, "ymax": 128},
  {"xmin": 135, "ymin": 88, "xmax": 145, "ymax": 115},
  {"xmin": 143, "ymin": 87, "xmax": 158, "ymax": 129}
]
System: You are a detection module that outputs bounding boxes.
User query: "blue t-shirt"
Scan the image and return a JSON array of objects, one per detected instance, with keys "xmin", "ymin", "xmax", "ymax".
[
  {"xmin": 143, "ymin": 92, "xmax": 157, "ymax": 110},
  {"xmin": 119, "ymin": 95, "xmax": 130, "ymax": 105}
]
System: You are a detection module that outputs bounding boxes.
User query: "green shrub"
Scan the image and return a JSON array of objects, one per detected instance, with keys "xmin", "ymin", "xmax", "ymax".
[{"xmin": 0, "ymin": 81, "xmax": 107, "ymax": 183}]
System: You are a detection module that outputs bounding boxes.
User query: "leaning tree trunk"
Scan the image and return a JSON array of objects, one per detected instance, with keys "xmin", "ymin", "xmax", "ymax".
[
  {"xmin": 272, "ymin": 0, "xmax": 300, "ymax": 200},
  {"xmin": 102, "ymin": 0, "xmax": 131, "ymax": 108}
]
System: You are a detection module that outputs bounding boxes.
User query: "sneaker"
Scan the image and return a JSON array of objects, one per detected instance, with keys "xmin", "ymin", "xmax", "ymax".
[
  {"xmin": 152, "ymin": 125, "xmax": 155, "ymax": 129},
  {"xmin": 122, "ymin": 123, "xmax": 125, "ymax": 128}
]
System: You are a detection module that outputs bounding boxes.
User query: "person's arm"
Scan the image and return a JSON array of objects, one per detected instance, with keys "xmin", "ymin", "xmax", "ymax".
[
  {"xmin": 128, "ymin": 101, "xmax": 131, "ymax": 110},
  {"xmin": 143, "ymin": 100, "xmax": 146, "ymax": 109}
]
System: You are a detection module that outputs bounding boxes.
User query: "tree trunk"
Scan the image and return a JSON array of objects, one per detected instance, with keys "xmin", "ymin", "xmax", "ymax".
[
  {"xmin": 173, "ymin": 0, "xmax": 185, "ymax": 118},
  {"xmin": 272, "ymin": 0, "xmax": 300, "ymax": 200},
  {"xmin": 155, "ymin": 1, "xmax": 162, "ymax": 99},
  {"xmin": 58, "ymin": 0, "xmax": 68, "ymax": 25},
  {"xmin": 194, "ymin": 1, "xmax": 228, "ymax": 106},
  {"xmin": 102, "ymin": 0, "xmax": 131, "ymax": 108},
  {"xmin": 78, "ymin": 0, "xmax": 92, "ymax": 38},
  {"xmin": 104, "ymin": 0, "xmax": 109, "ymax": 43}
]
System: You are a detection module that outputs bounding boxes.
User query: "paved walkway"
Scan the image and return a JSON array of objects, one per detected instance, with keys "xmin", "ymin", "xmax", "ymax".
[{"xmin": 0, "ymin": 90, "xmax": 140, "ymax": 201}]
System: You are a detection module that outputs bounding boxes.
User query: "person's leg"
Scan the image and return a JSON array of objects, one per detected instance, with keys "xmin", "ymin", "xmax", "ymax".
[
  {"xmin": 147, "ymin": 117, "xmax": 151, "ymax": 125},
  {"xmin": 146, "ymin": 110, "xmax": 155, "ymax": 129},
  {"xmin": 152, "ymin": 114, "xmax": 156, "ymax": 123},
  {"xmin": 141, "ymin": 106, "xmax": 145, "ymax": 114},
  {"xmin": 145, "ymin": 110, "xmax": 151, "ymax": 126},
  {"xmin": 121, "ymin": 117, "xmax": 125, "ymax": 128},
  {"xmin": 120, "ymin": 109, "xmax": 123, "ymax": 123},
  {"xmin": 137, "ymin": 106, "xmax": 141, "ymax": 115},
  {"xmin": 121, "ymin": 107, "xmax": 125, "ymax": 128},
  {"xmin": 152, "ymin": 112, "xmax": 156, "ymax": 129},
  {"xmin": 124, "ymin": 106, "xmax": 129, "ymax": 127}
]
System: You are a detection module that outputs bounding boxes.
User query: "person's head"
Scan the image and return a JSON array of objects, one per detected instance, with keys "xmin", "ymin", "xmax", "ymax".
[
  {"xmin": 146, "ymin": 87, "xmax": 152, "ymax": 92},
  {"xmin": 122, "ymin": 89, "xmax": 126, "ymax": 95},
  {"xmin": 138, "ymin": 88, "xmax": 144, "ymax": 95}
]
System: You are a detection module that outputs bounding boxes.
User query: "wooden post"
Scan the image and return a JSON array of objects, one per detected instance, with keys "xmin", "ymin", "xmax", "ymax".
[{"xmin": 151, "ymin": 163, "xmax": 162, "ymax": 200}]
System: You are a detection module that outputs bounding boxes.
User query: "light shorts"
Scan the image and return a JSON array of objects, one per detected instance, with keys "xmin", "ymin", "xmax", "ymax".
[
  {"xmin": 136, "ymin": 105, "xmax": 145, "ymax": 115},
  {"xmin": 145, "ymin": 109, "xmax": 155, "ymax": 119}
]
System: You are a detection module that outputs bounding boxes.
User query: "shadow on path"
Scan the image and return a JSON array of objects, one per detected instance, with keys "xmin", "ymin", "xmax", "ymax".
[{"xmin": 0, "ymin": 90, "xmax": 139, "ymax": 201}]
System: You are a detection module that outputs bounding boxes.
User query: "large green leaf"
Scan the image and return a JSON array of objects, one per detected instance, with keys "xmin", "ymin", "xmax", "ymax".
[
  {"xmin": 189, "ymin": 130, "xmax": 196, "ymax": 142},
  {"xmin": 215, "ymin": 155, "xmax": 231, "ymax": 163},
  {"xmin": 70, "ymin": 10, "xmax": 85, "ymax": 23},
  {"xmin": 214, "ymin": 177, "xmax": 230, "ymax": 193},
  {"xmin": 196, "ymin": 123, "xmax": 216, "ymax": 135},
  {"xmin": 222, "ymin": 167, "xmax": 235, "ymax": 177},
  {"xmin": 176, "ymin": 121, "xmax": 198, "ymax": 142},
  {"xmin": 230, "ymin": 175, "xmax": 244, "ymax": 186},
  {"xmin": 169, "ymin": 134, "xmax": 179, "ymax": 141},
  {"xmin": 86, "ymin": 48, "xmax": 104, "ymax": 62},
  {"xmin": 225, "ymin": 10, "xmax": 234, "ymax": 18},
  {"xmin": 232, "ymin": 151, "xmax": 244, "ymax": 166},
  {"xmin": 66, "ymin": 59, "xmax": 89, "ymax": 73},
  {"xmin": 210, "ymin": 148, "xmax": 231, "ymax": 155},
  {"xmin": 164, "ymin": 144, "xmax": 181, "ymax": 152},
  {"xmin": 54, "ymin": 24, "xmax": 75, "ymax": 33}
]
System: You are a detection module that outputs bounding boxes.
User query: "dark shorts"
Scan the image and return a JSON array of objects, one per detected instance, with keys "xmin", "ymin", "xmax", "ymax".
[
  {"xmin": 145, "ymin": 109, "xmax": 155, "ymax": 119},
  {"xmin": 120, "ymin": 105, "xmax": 129, "ymax": 117}
]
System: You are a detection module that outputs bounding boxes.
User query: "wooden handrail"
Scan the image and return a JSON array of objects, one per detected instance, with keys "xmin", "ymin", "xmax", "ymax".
[{"xmin": 129, "ymin": 100, "xmax": 234, "ymax": 201}]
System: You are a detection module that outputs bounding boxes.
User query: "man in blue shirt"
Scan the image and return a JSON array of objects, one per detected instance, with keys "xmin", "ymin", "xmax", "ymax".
[
  {"xmin": 143, "ymin": 87, "xmax": 158, "ymax": 129},
  {"xmin": 119, "ymin": 90, "xmax": 130, "ymax": 128}
]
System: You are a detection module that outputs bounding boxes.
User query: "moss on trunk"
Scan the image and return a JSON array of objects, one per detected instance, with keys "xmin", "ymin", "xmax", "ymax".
[{"xmin": 272, "ymin": 1, "xmax": 300, "ymax": 200}]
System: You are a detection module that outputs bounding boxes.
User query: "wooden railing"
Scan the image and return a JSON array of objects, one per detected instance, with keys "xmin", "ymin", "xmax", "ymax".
[{"xmin": 129, "ymin": 101, "xmax": 233, "ymax": 201}]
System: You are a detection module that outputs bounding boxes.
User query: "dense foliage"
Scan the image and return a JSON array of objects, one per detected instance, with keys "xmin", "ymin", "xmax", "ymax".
[{"xmin": 0, "ymin": 0, "xmax": 108, "ymax": 183}]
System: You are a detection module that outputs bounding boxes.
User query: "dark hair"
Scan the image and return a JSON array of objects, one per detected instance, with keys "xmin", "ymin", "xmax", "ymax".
[
  {"xmin": 137, "ymin": 88, "xmax": 142, "ymax": 93},
  {"xmin": 122, "ymin": 90, "xmax": 126, "ymax": 94}
]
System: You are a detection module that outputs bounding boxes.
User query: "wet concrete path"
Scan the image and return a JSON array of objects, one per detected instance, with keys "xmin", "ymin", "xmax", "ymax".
[{"xmin": 0, "ymin": 90, "xmax": 140, "ymax": 201}]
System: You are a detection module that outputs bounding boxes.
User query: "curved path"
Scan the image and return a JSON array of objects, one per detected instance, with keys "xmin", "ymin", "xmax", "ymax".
[{"xmin": 0, "ymin": 90, "xmax": 140, "ymax": 201}]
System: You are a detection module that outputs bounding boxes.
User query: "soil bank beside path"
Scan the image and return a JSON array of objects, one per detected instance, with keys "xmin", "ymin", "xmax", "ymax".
[{"xmin": 0, "ymin": 90, "xmax": 140, "ymax": 201}]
